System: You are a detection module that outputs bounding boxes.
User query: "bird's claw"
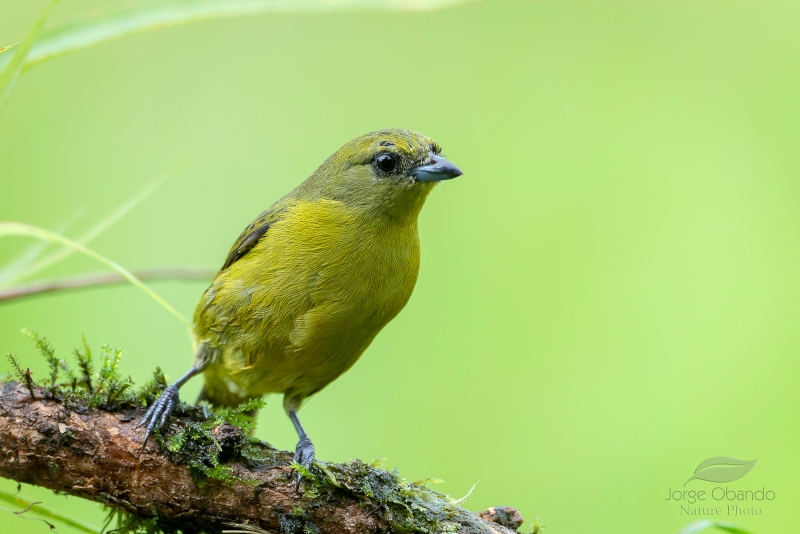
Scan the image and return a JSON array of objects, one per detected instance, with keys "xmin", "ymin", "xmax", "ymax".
[
  {"xmin": 293, "ymin": 437, "xmax": 315, "ymax": 492},
  {"xmin": 136, "ymin": 384, "xmax": 180, "ymax": 445}
]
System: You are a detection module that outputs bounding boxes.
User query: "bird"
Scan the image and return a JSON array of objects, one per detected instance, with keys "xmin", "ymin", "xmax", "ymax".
[{"xmin": 137, "ymin": 129, "xmax": 462, "ymax": 478}]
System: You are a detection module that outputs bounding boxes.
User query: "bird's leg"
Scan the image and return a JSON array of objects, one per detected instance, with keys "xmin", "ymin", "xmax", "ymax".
[
  {"xmin": 136, "ymin": 365, "xmax": 203, "ymax": 445},
  {"xmin": 288, "ymin": 410, "xmax": 315, "ymax": 491}
]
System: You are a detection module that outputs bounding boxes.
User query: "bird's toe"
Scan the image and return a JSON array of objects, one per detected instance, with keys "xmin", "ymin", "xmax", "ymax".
[
  {"xmin": 293, "ymin": 437, "xmax": 315, "ymax": 491},
  {"xmin": 137, "ymin": 385, "xmax": 180, "ymax": 445}
]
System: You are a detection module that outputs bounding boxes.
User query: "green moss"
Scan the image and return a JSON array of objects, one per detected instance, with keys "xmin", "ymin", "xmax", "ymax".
[
  {"xmin": 102, "ymin": 510, "xmax": 174, "ymax": 534},
  {"xmin": 9, "ymin": 329, "xmax": 141, "ymax": 411},
  {"xmin": 3, "ymin": 332, "xmax": 528, "ymax": 534},
  {"xmin": 3, "ymin": 330, "xmax": 266, "ymax": 487},
  {"xmin": 4, "ymin": 352, "xmax": 35, "ymax": 398},
  {"xmin": 57, "ymin": 428, "xmax": 76, "ymax": 445},
  {"xmin": 21, "ymin": 328, "xmax": 58, "ymax": 393},
  {"xmin": 154, "ymin": 393, "xmax": 266, "ymax": 485},
  {"xmin": 294, "ymin": 460, "xmax": 453, "ymax": 534},
  {"xmin": 441, "ymin": 522, "xmax": 460, "ymax": 533},
  {"xmin": 297, "ymin": 459, "xmax": 514, "ymax": 534}
]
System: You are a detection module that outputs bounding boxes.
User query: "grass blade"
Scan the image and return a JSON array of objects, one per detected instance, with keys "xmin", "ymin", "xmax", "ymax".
[
  {"xmin": 678, "ymin": 520, "xmax": 755, "ymax": 534},
  {"xmin": 0, "ymin": 207, "xmax": 86, "ymax": 284},
  {"xmin": 0, "ymin": 0, "xmax": 59, "ymax": 117},
  {"xmin": 0, "ymin": 222, "xmax": 192, "ymax": 328},
  {"xmin": 0, "ymin": 488, "xmax": 100, "ymax": 534},
  {"xmin": 7, "ymin": 152, "xmax": 197, "ymax": 285},
  {"xmin": 0, "ymin": 240, "xmax": 52, "ymax": 284},
  {"xmin": 0, "ymin": 0, "xmax": 475, "ymax": 72}
]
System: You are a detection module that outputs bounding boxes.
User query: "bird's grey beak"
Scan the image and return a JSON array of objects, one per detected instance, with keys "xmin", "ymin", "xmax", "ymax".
[{"xmin": 411, "ymin": 155, "xmax": 463, "ymax": 182}]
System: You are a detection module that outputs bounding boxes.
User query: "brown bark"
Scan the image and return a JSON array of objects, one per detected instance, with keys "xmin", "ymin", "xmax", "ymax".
[{"xmin": 0, "ymin": 382, "xmax": 522, "ymax": 534}]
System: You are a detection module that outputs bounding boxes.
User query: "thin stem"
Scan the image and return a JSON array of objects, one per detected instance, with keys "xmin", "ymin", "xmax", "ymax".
[
  {"xmin": 8, "ymin": 153, "xmax": 197, "ymax": 285},
  {"xmin": 0, "ymin": 222, "xmax": 193, "ymax": 327},
  {"xmin": 0, "ymin": 267, "xmax": 216, "ymax": 303}
]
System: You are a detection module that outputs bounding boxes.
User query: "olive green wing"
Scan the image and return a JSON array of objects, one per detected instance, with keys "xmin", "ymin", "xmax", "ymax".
[{"xmin": 219, "ymin": 201, "xmax": 289, "ymax": 272}]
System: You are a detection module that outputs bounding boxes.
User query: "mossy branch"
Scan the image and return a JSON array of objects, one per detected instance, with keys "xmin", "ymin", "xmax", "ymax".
[
  {"xmin": 0, "ymin": 334, "xmax": 529, "ymax": 534},
  {"xmin": 0, "ymin": 381, "xmax": 524, "ymax": 534}
]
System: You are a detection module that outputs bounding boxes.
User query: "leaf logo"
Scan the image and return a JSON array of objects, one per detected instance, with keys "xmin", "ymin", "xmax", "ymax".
[{"xmin": 684, "ymin": 457, "xmax": 757, "ymax": 486}]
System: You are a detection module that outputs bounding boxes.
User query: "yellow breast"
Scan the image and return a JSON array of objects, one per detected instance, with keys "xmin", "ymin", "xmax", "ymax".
[{"xmin": 195, "ymin": 198, "xmax": 421, "ymax": 404}]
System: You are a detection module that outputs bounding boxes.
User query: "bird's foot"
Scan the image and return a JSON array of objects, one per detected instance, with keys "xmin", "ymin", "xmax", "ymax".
[
  {"xmin": 136, "ymin": 384, "xmax": 180, "ymax": 445},
  {"xmin": 293, "ymin": 437, "xmax": 315, "ymax": 492}
]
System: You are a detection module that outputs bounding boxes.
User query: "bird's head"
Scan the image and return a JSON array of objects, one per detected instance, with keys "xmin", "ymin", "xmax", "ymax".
[{"xmin": 304, "ymin": 129, "xmax": 462, "ymax": 219}]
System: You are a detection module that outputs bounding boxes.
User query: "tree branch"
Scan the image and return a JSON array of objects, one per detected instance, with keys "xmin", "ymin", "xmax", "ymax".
[
  {"xmin": 0, "ymin": 382, "xmax": 524, "ymax": 534},
  {"xmin": 0, "ymin": 267, "xmax": 216, "ymax": 303}
]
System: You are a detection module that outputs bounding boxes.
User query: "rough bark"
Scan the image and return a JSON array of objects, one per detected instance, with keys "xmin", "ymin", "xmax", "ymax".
[{"xmin": 0, "ymin": 382, "xmax": 522, "ymax": 534}]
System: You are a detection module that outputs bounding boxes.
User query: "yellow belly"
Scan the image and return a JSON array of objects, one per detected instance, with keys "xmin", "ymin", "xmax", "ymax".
[{"xmin": 194, "ymin": 199, "xmax": 420, "ymax": 407}]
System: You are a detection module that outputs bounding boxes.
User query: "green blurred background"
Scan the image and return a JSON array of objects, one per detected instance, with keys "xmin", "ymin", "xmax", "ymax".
[{"xmin": 1, "ymin": 0, "xmax": 799, "ymax": 532}]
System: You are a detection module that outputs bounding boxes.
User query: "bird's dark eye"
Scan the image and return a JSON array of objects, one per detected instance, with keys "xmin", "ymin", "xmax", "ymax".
[{"xmin": 375, "ymin": 153, "xmax": 397, "ymax": 173}]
